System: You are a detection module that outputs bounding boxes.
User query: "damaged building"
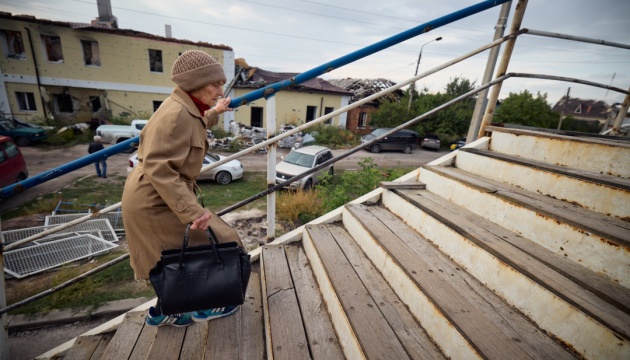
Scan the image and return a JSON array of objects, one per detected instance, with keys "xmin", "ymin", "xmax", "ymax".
[
  {"xmin": 328, "ymin": 78, "xmax": 401, "ymax": 135},
  {"xmin": 232, "ymin": 60, "xmax": 351, "ymax": 131},
  {"xmin": 0, "ymin": 1, "xmax": 234, "ymax": 126}
]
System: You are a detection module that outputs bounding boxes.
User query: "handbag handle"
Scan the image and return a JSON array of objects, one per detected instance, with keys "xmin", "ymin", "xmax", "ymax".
[{"xmin": 179, "ymin": 224, "xmax": 223, "ymax": 269}]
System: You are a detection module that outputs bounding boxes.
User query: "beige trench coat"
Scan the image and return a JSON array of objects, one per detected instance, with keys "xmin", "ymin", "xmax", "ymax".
[{"xmin": 122, "ymin": 86, "xmax": 242, "ymax": 280}]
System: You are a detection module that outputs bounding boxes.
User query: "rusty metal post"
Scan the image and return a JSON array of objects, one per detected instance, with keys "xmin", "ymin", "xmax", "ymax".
[
  {"xmin": 477, "ymin": 0, "xmax": 529, "ymax": 138},
  {"xmin": 467, "ymin": 1, "xmax": 512, "ymax": 143},
  {"xmin": 611, "ymin": 89, "xmax": 630, "ymax": 136},
  {"xmin": 0, "ymin": 218, "xmax": 9, "ymax": 360},
  {"xmin": 266, "ymin": 95, "xmax": 277, "ymax": 242}
]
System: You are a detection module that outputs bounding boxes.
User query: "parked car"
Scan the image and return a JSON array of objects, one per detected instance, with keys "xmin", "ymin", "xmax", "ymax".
[
  {"xmin": 450, "ymin": 137, "xmax": 467, "ymax": 150},
  {"xmin": 420, "ymin": 134, "xmax": 441, "ymax": 151},
  {"xmin": 127, "ymin": 151, "xmax": 243, "ymax": 185},
  {"xmin": 361, "ymin": 128, "xmax": 419, "ymax": 154},
  {"xmin": 276, "ymin": 145, "xmax": 333, "ymax": 190},
  {"xmin": 0, "ymin": 119, "xmax": 48, "ymax": 146},
  {"xmin": 0, "ymin": 135, "xmax": 28, "ymax": 188},
  {"xmin": 96, "ymin": 119, "xmax": 148, "ymax": 144}
]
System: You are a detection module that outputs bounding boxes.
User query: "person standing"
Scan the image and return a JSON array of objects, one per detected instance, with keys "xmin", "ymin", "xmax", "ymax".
[
  {"xmin": 88, "ymin": 135, "xmax": 107, "ymax": 178},
  {"xmin": 121, "ymin": 50, "xmax": 243, "ymax": 327}
]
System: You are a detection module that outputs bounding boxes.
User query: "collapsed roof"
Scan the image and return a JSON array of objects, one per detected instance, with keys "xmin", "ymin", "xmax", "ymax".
[{"xmin": 327, "ymin": 78, "xmax": 401, "ymax": 105}]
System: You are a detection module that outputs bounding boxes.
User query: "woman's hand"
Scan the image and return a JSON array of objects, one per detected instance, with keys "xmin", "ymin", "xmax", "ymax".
[
  {"xmin": 212, "ymin": 97, "xmax": 233, "ymax": 115},
  {"xmin": 190, "ymin": 209, "xmax": 212, "ymax": 230}
]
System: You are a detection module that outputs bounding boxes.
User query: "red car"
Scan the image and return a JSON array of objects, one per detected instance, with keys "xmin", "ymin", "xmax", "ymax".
[{"xmin": 0, "ymin": 135, "xmax": 28, "ymax": 188}]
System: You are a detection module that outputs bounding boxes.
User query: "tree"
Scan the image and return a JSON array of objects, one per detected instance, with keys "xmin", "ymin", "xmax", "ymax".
[{"xmin": 493, "ymin": 90, "xmax": 560, "ymax": 128}]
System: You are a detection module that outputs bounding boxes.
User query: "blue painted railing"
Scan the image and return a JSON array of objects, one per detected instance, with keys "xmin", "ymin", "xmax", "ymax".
[{"xmin": 0, "ymin": 0, "xmax": 511, "ymax": 199}]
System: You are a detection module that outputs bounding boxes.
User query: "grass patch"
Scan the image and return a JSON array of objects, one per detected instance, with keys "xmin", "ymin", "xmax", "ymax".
[
  {"xmin": 276, "ymin": 189, "xmax": 324, "ymax": 226},
  {"xmin": 303, "ymin": 123, "xmax": 360, "ymax": 148},
  {"xmin": 197, "ymin": 171, "xmax": 267, "ymax": 212}
]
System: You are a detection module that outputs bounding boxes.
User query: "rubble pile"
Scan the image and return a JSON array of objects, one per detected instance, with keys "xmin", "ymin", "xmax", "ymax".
[
  {"xmin": 277, "ymin": 124, "xmax": 303, "ymax": 149},
  {"xmin": 328, "ymin": 78, "xmax": 399, "ymax": 104}
]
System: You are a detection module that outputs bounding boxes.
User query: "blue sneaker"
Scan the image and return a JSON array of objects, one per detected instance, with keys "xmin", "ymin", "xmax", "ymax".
[
  {"xmin": 192, "ymin": 306, "xmax": 239, "ymax": 322},
  {"xmin": 145, "ymin": 307, "xmax": 193, "ymax": 327}
]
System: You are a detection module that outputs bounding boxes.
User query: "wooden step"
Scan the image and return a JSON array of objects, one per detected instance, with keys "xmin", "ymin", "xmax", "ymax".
[
  {"xmin": 342, "ymin": 203, "xmax": 576, "ymax": 360},
  {"xmin": 64, "ymin": 332, "xmax": 114, "ymax": 360},
  {"xmin": 261, "ymin": 244, "xmax": 344, "ymax": 360},
  {"xmin": 486, "ymin": 126, "xmax": 630, "ymax": 178},
  {"xmin": 302, "ymin": 224, "xmax": 445, "ymax": 359},
  {"xmin": 456, "ymin": 148, "xmax": 630, "ymax": 220},
  {"xmin": 419, "ymin": 164, "xmax": 630, "ymax": 287}
]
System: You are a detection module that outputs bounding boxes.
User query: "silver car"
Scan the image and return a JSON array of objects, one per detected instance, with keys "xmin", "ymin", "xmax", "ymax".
[
  {"xmin": 276, "ymin": 146, "xmax": 334, "ymax": 190},
  {"xmin": 127, "ymin": 151, "xmax": 243, "ymax": 185}
]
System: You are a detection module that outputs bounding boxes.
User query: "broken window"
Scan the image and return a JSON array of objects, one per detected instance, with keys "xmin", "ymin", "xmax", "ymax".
[
  {"xmin": 15, "ymin": 92, "xmax": 37, "ymax": 111},
  {"xmin": 53, "ymin": 94, "xmax": 73, "ymax": 113},
  {"xmin": 153, "ymin": 100, "xmax": 163, "ymax": 112},
  {"xmin": 89, "ymin": 96, "xmax": 101, "ymax": 113},
  {"xmin": 251, "ymin": 106, "xmax": 263, "ymax": 127},
  {"xmin": 306, "ymin": 106, "xmax": 318, "ymax": 122},
  {"xmin": 41, "ymin": 35, "xmax": 64, "ymax": 62},
  {"xmin": 148, "ymin": 49, "xmax": 163, "ymax": 72},
  {"xmin": 324, "ymin": 107, "xmax": 334, "ymax": 125},
  {"xmin": 81, "ymin": 40, "xmax": 101, "ymax": 66},
  {"xmin": 574, "ymin": 104, "xmax": 582, "ymax": 114},
  {"xmin": 358, "ymin": 112, "xmax": 368, "ymax": 128},
  {"xmin": 0, "ymin": 30, "xmax": 26, "ymax": 59}
]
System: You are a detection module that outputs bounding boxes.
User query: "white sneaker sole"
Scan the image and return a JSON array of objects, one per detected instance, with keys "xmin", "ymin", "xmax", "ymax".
[{"xmin": 192, "ymin": 306, "xmax": 239, "ymax": 322}]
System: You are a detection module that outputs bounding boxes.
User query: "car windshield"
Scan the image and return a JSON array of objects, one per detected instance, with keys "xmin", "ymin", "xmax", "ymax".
[
  {"xmin": 284, "ymin": 151, "xmax": 315, "ymax": 168},
  {"xmin": 206, "ymin": 152, "xmax": 220, "ymax": 162},
  {"xmin": 0, "ymin": 120, "xmax": 17, "ymax": 129},
  {"xmin": 370, "ymin": 129, "xmax": 389, "ymax": 137}
]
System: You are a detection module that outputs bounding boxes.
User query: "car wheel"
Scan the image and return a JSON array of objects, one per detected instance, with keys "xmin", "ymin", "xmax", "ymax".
[
  {"xmin": 370, "ymin": 144, "xmax": 381, "ymax": 153},
  {"xmin": 403, "ymin": 145, "xmax": 413, "ymax": 154},
  {"xmin": 16, "ymin": 173, "xmax": 27, "ymax": 182},
  {"xmin": 328, "ymin": 166, "xmax": 334, "ymax": 176},
  {"xmin": 15, "ymin": 137, "xmax": 30, "ymax": 147},
  {"xmin": 303, "ymin": 178, "xmax": 313, "ymax": 191},
  {"xmin": 215, "ymin": 171, "xmax": 232, "ymax": 185}
]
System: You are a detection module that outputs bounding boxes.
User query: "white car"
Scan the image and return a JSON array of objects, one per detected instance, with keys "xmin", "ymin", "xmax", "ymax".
[
  {"xmin": 276, "ymin": 145, "xmax": 333, "ymax": 190},
  {"xmin": 127, "ymin": 151, "xmax": 243, "ymax": 185}
]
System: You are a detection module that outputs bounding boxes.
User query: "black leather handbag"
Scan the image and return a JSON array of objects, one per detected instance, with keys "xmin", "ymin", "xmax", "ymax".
[{"xmin": 149, "ymin": 224, "xmax": 251, "ymax": 315}]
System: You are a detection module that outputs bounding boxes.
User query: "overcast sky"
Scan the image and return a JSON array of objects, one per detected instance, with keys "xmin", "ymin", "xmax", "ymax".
[{"xmin": 2, "ymin": 0, "xmax": 629, "ymax": 106}]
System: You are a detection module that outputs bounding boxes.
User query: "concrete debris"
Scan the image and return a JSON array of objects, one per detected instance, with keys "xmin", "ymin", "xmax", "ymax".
[
  {"xmin": 277, "ymin": 124, "xmax": 303, "ymax": 149},
  {"xmin": 328, "ymin": 78, "xmax": 399, "ymax": 104}
]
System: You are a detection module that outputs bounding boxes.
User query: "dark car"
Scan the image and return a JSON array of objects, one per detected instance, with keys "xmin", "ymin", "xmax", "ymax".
[
  {"xmin": 361, "ymin": 128, "xmax": 419, "ymax": 154},
  {"xmin": 420, "ymin": 134, "xmax": 440, "ymax": 151},
  {"xmin": 450, "ymin": 137, "xmax": 467, "ymax": 150},
  {"xmin": 0, "ymin": 119, "xmax": 48, "ymax": 146}
]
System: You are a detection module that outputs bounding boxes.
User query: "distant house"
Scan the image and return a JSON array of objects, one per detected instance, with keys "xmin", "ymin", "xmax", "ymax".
[
  {"xmin": 232, "ymin": 65, "xmax": 351, "ymax": 131},
  {"xmin": 0, "ymin": 7, "xmax": 234, "ymax": 126},
  {"xmin": 328, "ymin": 78, "xmax": 400, "ymax": 135},
  {"xmin": 552, "ymin": 96, "xmax": 609, "ymax": 123}
]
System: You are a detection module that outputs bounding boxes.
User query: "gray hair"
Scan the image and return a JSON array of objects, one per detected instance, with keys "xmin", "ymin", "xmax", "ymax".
[{"xmin": 94, "ymin": 135, "xmax": 101, "ymax": 141}]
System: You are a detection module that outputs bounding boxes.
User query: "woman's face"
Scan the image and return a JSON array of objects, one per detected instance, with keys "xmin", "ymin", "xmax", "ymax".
[{"xmin": 194, "ymin": 82, "xmax": 225, "ymax": 107}]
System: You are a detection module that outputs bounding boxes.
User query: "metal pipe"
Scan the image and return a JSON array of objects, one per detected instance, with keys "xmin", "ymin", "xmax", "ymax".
[
  {"xmin": 0, "ymin": 253, "xmax": 130, "ymax": 316},
  {"xmin": 478, "ymin": 0, "xmax": 529, "ymax": 138},
  {"xmin": 507, "ymin": 73, "xmax": 630, "ymax": 95},
  {"xmin": 228, "ymin": 0, "xmax": 511, "ymax": 108},
  {"xmin": 467, "ymin": 1, "xmax": 512, "ymax": 143},
  {"xmin": 612, "ymin": 90, "xmax": 630, "ymax": 136},
  {"xmin": 266, "ymin": 95, "xmax": 276, "ymax": 242},
  {"xmin": 524, "ymin": 29, "xmax": 630, "ymax": 50}
]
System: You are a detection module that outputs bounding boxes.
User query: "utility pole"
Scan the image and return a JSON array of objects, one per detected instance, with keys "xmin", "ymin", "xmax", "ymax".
[
  {"xmin": 557, "ymin": 87, "xmax": 570, "ymax": 130},
  {"xmin": 466, "ymin": 1, "xmax": 512, "ymax": 143},
  {"xmin": 407, "ymin": 37, "xmax": 442, "ymax": 112}
]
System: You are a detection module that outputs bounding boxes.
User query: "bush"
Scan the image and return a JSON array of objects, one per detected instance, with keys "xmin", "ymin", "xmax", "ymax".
[
  {"xmin": 276, "ymin": 189, "xmax": 325, "ymax": 226},
  {"xmin": 303, "ymin": 123, "xmax": 359, "ymax": 148},
  {"xmin": 211, "ymin": 127, "xmax": 230, "ymax": 139},
  {"xmin": 226, "ymin": 138, "xmax": 244, "ymax": 152}
]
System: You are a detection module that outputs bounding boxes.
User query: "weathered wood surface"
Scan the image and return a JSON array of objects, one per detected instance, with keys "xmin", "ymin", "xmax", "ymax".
[
  {"xmin": 425, "ymin": 164, "xmax": 630, "ymax": 247},
  {"xmin": 239, "ymin": 272, "xmax": 265, "ymax": 360},
  {"xmin": 128, "ymin": 321, "xmax": 157, "ymax": 360},
  {"xmin": 64, "ymin": 335, "xmax": 102, "ymax": 360},
  {"xmin": 262, "ymin": 245, "xmax": 310, "ymax": 360},
  {"xmin": 380, "ymin": 181, "xmax": 426, "ymax": 189},
  {"xmin": 284, "ymin": 244, "xmax": 345, "ymax": 360},
  {"xmin": 325, "ymin": 224, "xmax": 446, "ymax": 359},
  {"xmin": 485, "ymin": 125, "xmax": 630, "ymax": 148},
  {"xmin": 100, "ymin": 311, "xmax": 146, "ymax": 360},
  {"xmin": 395, "ymin": 188, "xmax": 630, "ymax": 341},
  {"xmin": 146, "ymin": 325, "xmax": 187, "ymax": 360},
  {"xmin": 205, "ymin": 307, "xmax": 240, "ymax": 359},
  {"xmin": 180, "ymin": 322, "xmax": 208, "ymax": 360},
  {"xmin": 90, "ymin": 332, "xmax": 114, "ymax": 360},
  {"xmin": 306, "ymin": 224, "xmax": 412, "ymax": 360},
  {"xmin": 346, "ymin": 203, "xmax": 576, "ymax": 360}
]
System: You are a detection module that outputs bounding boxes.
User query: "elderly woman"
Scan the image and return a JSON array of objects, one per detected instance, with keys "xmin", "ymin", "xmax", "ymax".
[{"xmin": 122, "ymin": 50, "xmax": 243, "ymax": 327}]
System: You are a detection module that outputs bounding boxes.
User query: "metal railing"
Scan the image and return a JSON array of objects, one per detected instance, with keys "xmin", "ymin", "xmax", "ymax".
[{"xmin": 1, "ymin": 0, "xmax": 630, "ymax": 357}]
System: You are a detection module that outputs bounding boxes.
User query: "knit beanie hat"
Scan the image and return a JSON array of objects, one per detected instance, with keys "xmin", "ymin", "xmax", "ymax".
[{"xmin": 171, "ymin": 50, "xmax": 226, "ymax": 92}]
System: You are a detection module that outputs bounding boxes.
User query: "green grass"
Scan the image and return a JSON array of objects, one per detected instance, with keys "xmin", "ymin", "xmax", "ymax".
[{"xmin": 197, "ymin": 171, "xmax": 268, "ymax": 212}]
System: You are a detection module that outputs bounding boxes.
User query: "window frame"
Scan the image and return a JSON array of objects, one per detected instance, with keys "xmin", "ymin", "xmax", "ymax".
[
  {"xmin": 0, "ymin": 29, "xmax": 26, "ymax": 60},
  {"xmin": 52, "ymin": 93, "xmax": 73, "ymax": 114},
  {"xmin": 15, "ymin": 92, "xmax": 37, "ymax": 112},
  {"xmin": 324, "ymin": 107, "xmax": 334, "ymax": 125},
  {"xmin": 148, "ymin": 49, "xmax": 163, "ymax": 73},
  {"xmin": 251, "ymin": 106, "xmax": 263, "ymax": 127},
  {"xmin": 40, "ymin": 34, "xmax": 64, "ymax": 63},
  {"xmin": 81, "ymin": 40, "xmax": 101, "ymax": 67},
  {"xmin": 358, "ymin": 112, "xmax": 368, "ymax": 129},
  {"xmin": 306, "ymin": 106, "xmax": 318, "ymax": 122},
  {"xmin": 153, "ymin": 100, "xmax": 163, "ymax": 112}
]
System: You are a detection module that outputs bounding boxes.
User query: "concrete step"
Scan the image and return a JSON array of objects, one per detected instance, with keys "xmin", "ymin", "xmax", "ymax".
[{"xmin": 419, "ymin": 164, "xmax": 630, "ymax": 287}]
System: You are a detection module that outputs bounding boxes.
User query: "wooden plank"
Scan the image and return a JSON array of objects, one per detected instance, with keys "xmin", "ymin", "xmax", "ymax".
[
  {"xmin": 128, "ymin": 323, "xmax": 158, "ymax": 360},
  {"xmin": 395, "ymin": 189, "xmax": 630, "ymax": 341},
  {"xmin": 425, "ymin": 164, "xmax": 630, "ymax": 247},
  {"xmin": 90, "ymin": 332, "xmax": 114, "ymax": 360},
  {"xmin": 346, "ymin": 204, "xmax": 574, "ymax": 360},
  {"xmin": 146, "ymin": 325, "xmax": 186, "ymax": 360},
  {"xmin": 284, "ymin": 244, "xmax": 345, "ymax": 360},
  {"xmin": 205, "ymin": 308, "xmax": 241, "ymax": 359},
  {"xmin": 179, "ymin": 322, "xmax": 208, "ymax": 360},
  {"xmin": 486, "ymin": 126, "xmax": 630, "ymax": 148},
  {"xmin": 239, "ymin": 272, "xmax": 265, "ymax": 360},
  {"xmin": 380, "ymin": 181, "xmax": 426, "ymax": 189},
  {"xmin": 100, "ymin": 311, "xmax": 146, "ymax": 360},
  {"xmin": 64, "ymin": 335, "xmax": 102, "ymax": 360},
  {"xmin": 306, "ymin": 224, "xmax": 411, "ymax": 360},
  {"xmin": 325, "ymin": 225, "xmax": 446, "ymax": 360},
  {"xmin": 262, "ymin": 245, "xmax": 310, "ymax": 360}
]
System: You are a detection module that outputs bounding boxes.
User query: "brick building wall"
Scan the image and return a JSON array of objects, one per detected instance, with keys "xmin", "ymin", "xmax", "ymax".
[{"xmin": 346, "ymin": 105, "xmax": 378, "ymax": 135}]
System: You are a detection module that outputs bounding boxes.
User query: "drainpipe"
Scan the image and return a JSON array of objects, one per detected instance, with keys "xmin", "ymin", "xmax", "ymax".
[{"xmin": 24, "ymin": 27, "xmax": 49, "ymax": 120}]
